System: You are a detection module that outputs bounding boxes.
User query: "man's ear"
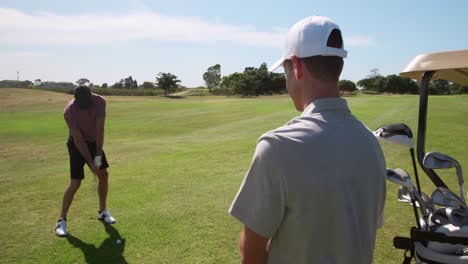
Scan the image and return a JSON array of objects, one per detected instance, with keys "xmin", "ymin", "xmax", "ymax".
[{"xmin": 291, "ymin": 55, "xmax": 302, "ymax": 80}]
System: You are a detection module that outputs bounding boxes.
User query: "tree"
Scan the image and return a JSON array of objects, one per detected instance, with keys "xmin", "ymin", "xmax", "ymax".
[
  {"xmin": 121, "ymin": 76, "xmax": 137, "ymax": 89},
  {"xmin": 140, "ymin": 81, "xmax": 155, "ymax": 89},
  {"xmin": 102, "ymin": 83, "xmax": 108, "ymax": 88},
  {"xmin": 357, "ymin": 73, "xmax": 386, "ymax": 94},
  {"xmin": 77, "ymin": 78, "xmax": 90, "ymax": 86},
  {"xmin": 449, "ymin": 82, "xmax": 468, "ymax": 94},
  {"xmin": 252, "ymin": 63, "xmax": 270, "ymax": 95},
  {"xmin": 367, "ymin": 68, "xmax": 381, "ymax": 78},
  {"xmin": 384, "ymin": 75, "xmax": 403, "ymax": 94},
  {"xmin": 203, "ymin": 64, "xmax": 221, "ymax": 91},
  {"xmin": 269, "ymin": 72, "xmax": 286, "ymax": 94},
  {"xmin": 219, "ymin": 72, "xmax": 255, "ymax": 97},
  {"xmin": 156, "ymin": 72, "xmax": 181, "ymax": 96},
  {"xmin": 338, "ymin": 80, "xmax": 357, "ymax": 96},
  {"xmin": 111, "ymin": 82, "xmax": 123, "ymax": 89},
  {"xmin": 430, "ymin": 79, "xmax": 450, "ymax": 95},
  {"xmin": 357, "ymin": 78, "xmax": 376, "ymax": 92}
]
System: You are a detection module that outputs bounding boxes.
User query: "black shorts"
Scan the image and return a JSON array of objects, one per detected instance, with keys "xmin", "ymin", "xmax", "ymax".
[{"xmin": 67, "ymin": 136, "xmax": 109, "ymax": 179}]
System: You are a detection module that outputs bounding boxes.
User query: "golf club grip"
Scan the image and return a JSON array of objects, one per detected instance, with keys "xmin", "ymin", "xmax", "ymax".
[{"xmin": 393, "ymin": 236, "xmax": 413, "ymax": 250}]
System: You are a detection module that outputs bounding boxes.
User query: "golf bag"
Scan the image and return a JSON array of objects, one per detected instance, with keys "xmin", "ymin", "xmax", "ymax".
[{"xmin": 395, "ymin": 227, "xmax": 468, "ymax": 264}]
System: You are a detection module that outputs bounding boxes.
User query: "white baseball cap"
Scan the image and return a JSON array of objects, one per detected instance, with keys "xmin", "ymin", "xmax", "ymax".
[{"xmin": 269, "ymin": 16, "xmax": 348, "ymax": 72}]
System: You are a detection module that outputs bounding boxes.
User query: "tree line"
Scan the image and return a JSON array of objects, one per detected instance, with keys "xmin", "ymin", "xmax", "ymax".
[
  {"xmin": 2, "ymin": 66, "xmax": 467, "ymax": 96},
  {"xmin": 204, "ymin": 63, "xmax": 287, "ymax": 96},
  {"xmin": 355, "ymin": 68, "xmax": 468, "ymax": 95}
]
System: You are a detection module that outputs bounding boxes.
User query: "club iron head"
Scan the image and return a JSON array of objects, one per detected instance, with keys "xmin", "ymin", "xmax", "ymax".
[
  {"xmin": 373, "ymin": 123, "xmax": 414, "ymax": 148},
  {"xmin": 430, "ymin": 208, "xmax": 451, "ymax": 226},
  {"xmin": 423, "ymin": 152, "xmax": 460, "ymax": 170},
  {"xmin": 424, "ymin": 151, "xmax": 465, "ymax": 202},
  {"xmin": 398, "ymin": 186, "xmax": 412, "ymax": 203},
  {"xmin": 431, "ymin": 187, "xmax": 466, "ymax": 208},
  {"xmin": 446, "ymin": 208, "xmax": 468, "ymax": 227},
  {"xmin": 386, "ymin": 168, "xmax": 414, "ymax": 191}
]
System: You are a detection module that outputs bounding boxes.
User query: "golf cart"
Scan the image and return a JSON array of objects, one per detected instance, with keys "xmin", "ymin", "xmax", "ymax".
[{"xmin": 376, "ymin": 49, "xmax": 468, "ymax": 263}]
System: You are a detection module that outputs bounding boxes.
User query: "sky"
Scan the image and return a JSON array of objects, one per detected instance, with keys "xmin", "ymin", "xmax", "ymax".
[{"xmin": 1, "ymin": 0, "xmax": 467, "ymax": 87}]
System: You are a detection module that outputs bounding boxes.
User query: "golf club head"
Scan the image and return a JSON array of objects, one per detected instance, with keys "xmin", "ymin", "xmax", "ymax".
[
  {"xmin": 386, "ymin": 168, "xmax": 414, "ymax": 190},
  {"xmin": 397, "ymin": 186, "xmax": 412, "ymax": 203},
  {"xmin": 446, "ymin": 208, "xmax": 468, "ymax": 227},
  {"xmin": 431, "ymin": 187, "xmax": 466, "ymax": 208},
  {"xmin": 424, "ymin": 151, "xmax": 465, "ymax": 202},
  {"xmin": 423, "ymin": 151, "xmax": 460, "ymax": 170},
  {"xmin": 373, "ymin": 123, "xmax": 414, "ymax": 148},
  {"xmin": 430, "ymin": 208, "xmax": 451, "ymax": 226}
]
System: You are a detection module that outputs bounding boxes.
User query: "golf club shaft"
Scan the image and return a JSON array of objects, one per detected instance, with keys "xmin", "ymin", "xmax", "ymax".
[
  {"xmin": 461, "ymin": 185, "xmax": 466, "ymax": 203},
  {"xmin": 410, "ymin": 148, "xmax": 422, "ymax": 195},
  {"xmin": 457, "ymin": 166, "xmax": 465, "ymax": 203},
  {"xmin": 410, "ymin": 195, "xmax": 421, "ymax": 229}
]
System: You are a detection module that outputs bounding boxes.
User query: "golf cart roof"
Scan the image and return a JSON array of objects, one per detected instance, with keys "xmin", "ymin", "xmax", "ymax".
[{"xmin": 400, "ymin": 49, "xmax": 468, "ymax": 85}]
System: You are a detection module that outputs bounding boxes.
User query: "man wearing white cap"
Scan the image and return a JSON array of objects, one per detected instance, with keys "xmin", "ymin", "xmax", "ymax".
[{"xmin": 229, "ymin": 16, "xmax": 386, "ymax": 263}]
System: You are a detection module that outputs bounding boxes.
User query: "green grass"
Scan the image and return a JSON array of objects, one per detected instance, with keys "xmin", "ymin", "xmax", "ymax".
[{"xmin": 0, "ymin": 88, "xmax": 467, "ymax": 263}]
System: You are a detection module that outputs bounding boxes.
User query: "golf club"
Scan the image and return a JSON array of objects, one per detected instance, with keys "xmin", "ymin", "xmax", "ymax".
[
  {"xmin": 423, "ymin": 151, "xmax": 465, "ymax": 203},
  {"xmin": 387, "ymin": 168, "xmax": 428, "ymax": 229},
  {"xmin": 397, "ymin": 186, "xmax": 434, "ymax": 215},
  {"xmin": 398, "ymin": 186, "xmax": 412, "ymax": 203},
  {"xmin": 431, "ymin": 187, "xmax": 467, "ymax": 209},
  {"xmin": 374, "ymin": 124, "xmax": 422, "ymax": 196},
  {"xmin": 446, "ymin": 208, "xmax": 468, "ymax": 227},
  {"xmin": 430, "ymin": 208, "xmax": 451, "ymax": 226}
]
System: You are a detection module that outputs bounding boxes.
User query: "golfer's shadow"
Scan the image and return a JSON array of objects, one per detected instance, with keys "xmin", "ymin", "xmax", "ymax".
[{"xmin": 66, "ymin": 224, "xmax": 128, "ymax": 264}]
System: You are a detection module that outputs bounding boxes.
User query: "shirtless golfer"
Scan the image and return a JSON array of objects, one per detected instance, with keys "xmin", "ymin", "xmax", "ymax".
[{"xmin": 55, "ymin": 85, "xmax": 116, "ymax": 237}]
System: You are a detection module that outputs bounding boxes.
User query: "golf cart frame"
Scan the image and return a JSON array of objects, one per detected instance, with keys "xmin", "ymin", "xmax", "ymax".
[
  {"xmin": 400, "ymin": 49, "xmax": 468, "ymax": 189},
  {"xmin": 395, "ymin": 49, "xmax": 468, "ymax": 263}
]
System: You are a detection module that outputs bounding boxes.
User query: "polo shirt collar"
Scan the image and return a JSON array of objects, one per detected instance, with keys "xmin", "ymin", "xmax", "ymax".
[{"xmin": 301, "ymin": 97, "xmax": 350, "ymax": 116}]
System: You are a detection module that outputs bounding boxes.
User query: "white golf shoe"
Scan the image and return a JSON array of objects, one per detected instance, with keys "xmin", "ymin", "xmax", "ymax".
[
  {"xmin": 98, "ymin": 209, "xmax": 116, "ymax": 224},
  {"xmin": 55, "ymin": 219, "xmax": 68, "ymax": 237}
]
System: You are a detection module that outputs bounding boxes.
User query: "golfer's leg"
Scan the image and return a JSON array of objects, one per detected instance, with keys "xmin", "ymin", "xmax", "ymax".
[
  {"xmin": 97, "ymin": 169, "xmax": 108, "ymax": 211},
  {"xmin": 60, "ymin": 179, "xmax": 82, "ymax": 219}
]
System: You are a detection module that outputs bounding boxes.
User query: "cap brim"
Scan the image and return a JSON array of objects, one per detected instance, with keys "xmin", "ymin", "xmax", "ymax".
[{"xmin": 268, "ymin": 58, "xmax": 285, "ymax": 72}]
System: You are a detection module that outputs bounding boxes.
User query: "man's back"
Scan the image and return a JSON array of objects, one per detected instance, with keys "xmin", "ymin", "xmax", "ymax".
[{"xmin": 230, "ymin": 98, "xmax": 386, "ymax": 264}]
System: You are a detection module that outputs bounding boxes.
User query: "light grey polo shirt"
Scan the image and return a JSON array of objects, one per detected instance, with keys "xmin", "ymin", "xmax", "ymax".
[{"xmin": 229, "ymin": 97, "xmax": 386, "ymax": 264}]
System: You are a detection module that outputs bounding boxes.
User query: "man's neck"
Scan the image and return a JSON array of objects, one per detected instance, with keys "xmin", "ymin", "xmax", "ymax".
[{"xmin": 301, "ymin": 80, "xmax": 340, "ymax": 111}]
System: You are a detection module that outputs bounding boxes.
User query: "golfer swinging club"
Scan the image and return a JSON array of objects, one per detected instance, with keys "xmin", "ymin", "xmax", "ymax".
[
  {"xmin": 55, "ymin": 85, "xmax": 116, "ymax": 237},
  {"xmin": 229, "ymin": 16, "xmax": 386, "ymax": 263}
]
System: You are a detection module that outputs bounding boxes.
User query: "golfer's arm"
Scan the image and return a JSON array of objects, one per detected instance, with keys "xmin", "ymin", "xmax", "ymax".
[
  {"xmin": 71, "ymin": 129, "xmax": 93, "ymax": 165},
  {"xmin": 240, "ymin": 226, "xmax": 269, "ymax": 264},
  {"xmin": 95, "ymin": 117, "xmax": 105, "ymax": 156}
]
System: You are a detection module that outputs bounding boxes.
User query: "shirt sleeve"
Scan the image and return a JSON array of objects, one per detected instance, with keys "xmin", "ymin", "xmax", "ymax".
[
  {"xmin": 95, "ymin": 96, "xmax": 106, "ymax": 120},
  {"xmin": 64, "ymin": 105, "xmax": 78, "ymax": 130},
  {"xmin": 229, "ymin": 137, "xmax": 286, "ymax": 238},
  {"xmin": 377, "ymin": 156, "xmax": 387, "ymax": 229}
]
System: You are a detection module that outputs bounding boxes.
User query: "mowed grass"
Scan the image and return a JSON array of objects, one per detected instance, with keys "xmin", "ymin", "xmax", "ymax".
[{"xmin": 0, "ymin": 88, "xmax": 467, "ymax": 263}]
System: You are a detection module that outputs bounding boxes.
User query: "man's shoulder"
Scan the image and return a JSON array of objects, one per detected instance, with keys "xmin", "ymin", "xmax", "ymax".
[
  {"xmin": 92, "ymin": 94, "xmax": 106, "ymax": 104},
  {"xmin": 64, "ymin": 99, "xmax": 76, "ymax": 114},
  {"xmin": 259, "ymin": 115, "xmax": 323, "ymax": 143}
]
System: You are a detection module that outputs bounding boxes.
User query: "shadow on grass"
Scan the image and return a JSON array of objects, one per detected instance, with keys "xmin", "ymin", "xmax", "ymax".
[
  {"xmin": 164, "ymin": 95, "xmax": 185, "ymax": 99},
  {"xmin": 66, "ymin": 224, "xmax": 127, "ymax": 264}
]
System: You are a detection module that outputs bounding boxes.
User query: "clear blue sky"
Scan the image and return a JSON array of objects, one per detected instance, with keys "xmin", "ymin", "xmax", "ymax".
[{"xmin": 1, "ymin": 0, "xmax": 467, "ymax": 87}]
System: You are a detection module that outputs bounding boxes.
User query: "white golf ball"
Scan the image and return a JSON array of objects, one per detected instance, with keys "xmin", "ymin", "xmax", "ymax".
[{"xmin": 116, "ymin": 239, "xmax": 121, "ymax": 244}]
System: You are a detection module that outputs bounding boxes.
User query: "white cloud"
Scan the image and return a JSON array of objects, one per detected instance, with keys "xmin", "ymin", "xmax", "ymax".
[
  {"xmin": 0, "ymin": 8, "xmax": 284, "ymax": 47},
  {"xmin": 0, "ymin": 8, "xmax": 375, "ymax": 48},
  {"xmin": 0, "ymin": 51, "xmax": 48, "ymax": 58}
]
